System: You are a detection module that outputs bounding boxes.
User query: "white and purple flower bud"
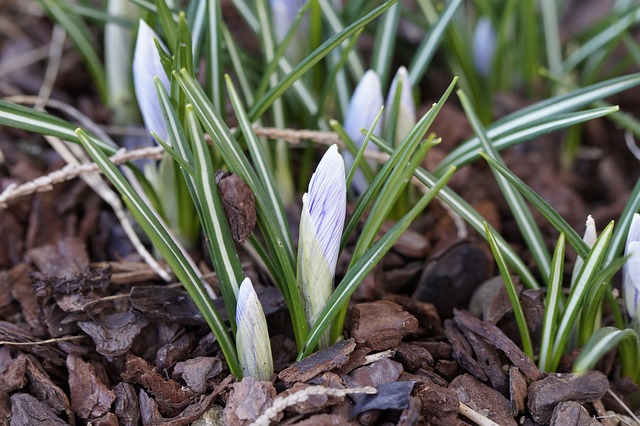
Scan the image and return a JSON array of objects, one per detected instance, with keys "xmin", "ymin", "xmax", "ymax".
[
  {"xmin": 343, "ymin": 70, "xmax": 383, "ymax": 193},
  {"xmin": 384, "ymin": 66, "xmax": 416, "ymax": 147},
  {"xmin": 571, "ymin": 215, "xmax": 597, "ymax": 285},
  {"xmin": 297, "ymin": 145, "xmax": 346, "ymax": 348},
  {"xmin": 236, "ymin": 278, "xmax": 274, "ymax": 380},
  {"xmin": 133, "ymin": 19, "xmax": 171, "ymax": 143},
  {"xmin": 472, "ymin": 17, "xmax": 497, "ymax": 77},
  {"xmin": 623, "ymin": 213, "xmax": 640, "ymax": 320}
]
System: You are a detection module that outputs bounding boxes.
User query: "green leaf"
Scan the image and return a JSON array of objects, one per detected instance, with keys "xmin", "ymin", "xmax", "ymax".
[
  {"xmin": 573, "ymin": 327, "xmax": 640, "ymax": 376},
  {"xmin": 434, "ymin": 72, "xmax": 640, "ymax": 174},
  {"xmin": 460, "ymin": 89, "xmax": 551, "ymax": 282},
  {"xmin": 539, "ymin": 233, "xmax": 566, "ymax": 372},
  {"xmin": 75, "ymin": 128, "xmax": 240, "ymax": 376},
  {"xmin": 481, "ymin": 153, "xmax": 590, "ymax": 259},
  {"xmin": 484, "ymin": 223, "xmax": 534, "ymax": 359},
  {"xmin": 550, "ymin": 221, "xmax": 614, "ymax": 371},
  {"xmin": 38, "ymin": 0, "xmax": 107, "ymax": 101},
  {"xmin": 248, "ymin": 0, "xmax": 398, "ymax": 121}
]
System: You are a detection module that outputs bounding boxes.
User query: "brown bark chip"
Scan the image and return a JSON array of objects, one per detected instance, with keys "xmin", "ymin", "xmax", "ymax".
[
  {"xmin": 173, "ymin": 356, "xmax": 223, "ymax": 394},
  {"xmin": 415, "ymin": 382, "xmax": 459, "ymax": 426},
  {"xmin": 350, "ymin": 300, "xmax": 419, "ymax": 351},
  {"xmin": 450, "ymin": 374, "xmax": 517, "ymax": 426},
  {"xmin": 509, "ymin": 366, "xmax": 528, "ymax": 416},
  {"xmin": 224, "ymin": 376, "xmax": 278, "ymax": 426},
  {"xmin": 10, "ymin": 393, "xmax": 68, "ymax": 425},
  {"xmin": 528, "ymin": 371, "xmax": 609, "ymax": 424},
  {"xmin": 66, "ymin": 355, "xmax": 115, "ymax": 420},
  {"xmin": 550, "ymin": 401, "xmax": 603, "ymax": 425},
  {"xmin": 453, "ymin": 309, "xmax": 543, "ymax": 381},
  {"xmin": 114, "ymin": 382, "xmax": 140, "ymax": 426},
  {"xmin": 25, "ymin": 356, "xmax": 72, "ymax": 418},
  {"xmin": 278, "ymin": 339, "xmax": 356, "ymax": 384},
  {"xmin": 121, "ymin": 354, "xmax": 194, "ymax": 417}
]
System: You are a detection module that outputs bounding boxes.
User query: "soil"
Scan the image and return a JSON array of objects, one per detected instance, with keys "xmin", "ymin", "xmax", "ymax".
[{"xmin": 1, "ymin": 1, "xmax": 640, "ymax": 425}]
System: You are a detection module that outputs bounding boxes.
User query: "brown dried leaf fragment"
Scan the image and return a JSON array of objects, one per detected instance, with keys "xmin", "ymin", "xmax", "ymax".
[
  {"xmin": 78, "ymin": 311, "xmax": 148, "ymax": 356},
  {"xmin": 67, "ymin": 355, "xmax": 115, "ymax": 420},
  {"xmin": 216, "ymin": 171, "xmax": 256, "ymax": 244}
]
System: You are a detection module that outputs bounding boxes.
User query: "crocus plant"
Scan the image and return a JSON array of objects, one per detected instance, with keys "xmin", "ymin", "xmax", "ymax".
[
  {"xmin": 623, "ymin": 213, "xmax": 640, "ymax": 322},
  {"xmin": 297, "ymin": 144, "xmax": 347, "ymax": 349}
]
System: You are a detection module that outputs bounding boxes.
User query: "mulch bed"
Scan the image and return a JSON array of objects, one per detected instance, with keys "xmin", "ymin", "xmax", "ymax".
[{"xmin": 2, "ymin": 1, "xmax": 640, "ymax": 425}]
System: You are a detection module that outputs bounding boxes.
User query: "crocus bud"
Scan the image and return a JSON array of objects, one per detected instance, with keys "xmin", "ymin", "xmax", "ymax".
[
  {"xmin": 236, "ymin": 278, "xmax": 274, "ymax": 380},
  {"xmin": 571, "ymin": 215, "xmax": 597, "ymax": 285},
  {"xmin": 623, "ymin": 213, "xmax": 640, "ymax": 320},
  {"xmin": 384, "ymin": 66, "xmax": 416, "ymax": 147},
  {"xmin": 270, "ymin": 0, "xmax": 308, "ymax": 63},
  {"xmin": 297, "ymin": 145, "xmax": 346, "ymax": 348},
  {"xmin": 343, "ymin": 70, "xmax": 383, "ymax": 193},
  {"xmin": 472, "ymin": 17, "xmax": 497, "ymax": 77},
  {"xmin": 133, "ymin": 19, "xmax": 171, "ymax": 142}
]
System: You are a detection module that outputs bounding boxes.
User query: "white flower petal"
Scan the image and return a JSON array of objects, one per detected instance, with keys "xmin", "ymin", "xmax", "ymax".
[
  {"xmin": 236, "ymin": 278, "xmax": 273, "ymax": 380},
  {"xmin": 343, "ymin": 70, "xmax": 383, "ymax": 193},
  {"xmin": 624, "ymin": 214, "xmax": 640, "ymax": 319},
  {"xmin": 571, "ymin": 215, "xmax": 597, "ymax": 285},
  {"xmin": 133, "ymin": 20, "xmax": 171, "ymax": 142},
  {"xmin": 385, "ymin": 66, "xmax": 416, "ymax": 146},
  {"xmin": 297, "ymin": 202, "xmax": 334, "ymax": 348},
  {"xmin": 306, "ymin": 144, "xmax": 347, "ymax": 274}
]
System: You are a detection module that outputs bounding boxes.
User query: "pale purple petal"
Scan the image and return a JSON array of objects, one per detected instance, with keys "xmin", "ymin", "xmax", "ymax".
[
  {"xmin": 133, "ymin": 19, "xmax": 171, "ymax": 142},
  {"xmin": 236, "ymin": 278, "xmax": 273, "ymax": 380},
  {"xmin": 343, "ymin": 70, "xmax": 383, "ymax": 192},
  {"xmin": 306, "ymin": 144, "xmax": 346, "ymax": 275},
  {"xmin": 384, "ymin": 66, "xmax": 416, "ymax": 146},
  {"xmin": 624, "ymin": 213, "xmax": 640, "ymax": 319},
  {"xmin": 472, "ymin": 17, "xmax": 497, "ymax": 77}
]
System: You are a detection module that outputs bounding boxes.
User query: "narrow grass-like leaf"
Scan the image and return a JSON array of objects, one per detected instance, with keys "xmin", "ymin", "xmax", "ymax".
[
  {"xmin": 481, "ymin": 153, "xmax": 590, "ymax": 259},
  {"xmin": 434, "ymin": 72, "xmax": 640, "ymax": 174},
  {"xmin": 578, "ymin": 255, "xmax": 628, "ymax": 346},
  {"xmin": 300, "ymin": 166, "xmax": 457, "ymax": 359},
  {"xmin": 540, "ymin": 0, "xmax": 562, "ymax": 79},
  {"xmin": 408, "ymin": 0, "xmax": 463, "ymax": 86},
  {"xmin": 225, "ymin": 75, "xmax": 308, "ymax": 344},
  {"xmin": 155, "ymin": 0, "xmax": 177, "ymax": 50},
  {"xmin": 185, "ymin": 105, "xmax": 244, "ymax": 329},
  {"xmin": 374, "ymin": 137, "xmax": 539, "ymax": 290},
  {"xmin": 371, "ymin": 3, "xmax": 400, "ymax": 86},
  {"xmin": 438, "ymin": 107, "xmax": 618, "ymax": 172},
  {"xmin": 539, "ymin": 233, "xmax": 566, "ymax": 372},
  {"xmin": 0, "ymin": 100, "xmax": 117, "ymax": 153},
  {"xmin": 331, "ymin": 116, "xmax": 378, "ymax": 185},
  {"xmin": 460, "ymin": 90, "xmax": 551, "ymax": 281},
  {"xmin": 605, "ymin": 178, "xmax": 640, "ymax": 264},
  {"xmin": 38, "ymin": 0, "xmax": 107, "ymax": 101},
  {"xmin": 562, "ymin": 8, "xmax": 640, "ymax": 73},
  {"xmin": 248, "ymin": 0, "xmax": 397, "ymax": 121},
  {"xmin": 550, "ymin": 221, "xmax": 614, "ymax": 371},
  {"xmin": 573, "ymin": 327, "xmax": 640, "ymax": 375},
  {"xmin": 484, "ymin": 223, "xmax": 534, "ymax": 359},
  {"xmin": 75, "ymin": 128, "xmax": 240, "ymax": 376},
  {"xmin": 205, "ymin": 0, "xmax": 223, "ymax": 113},
  {"xmin": 317, "ymin": 0, "xmax": 365, "ymax": 79},
  {"xmin": 177, "ymin": 71, "xmax": 307, "ymax": 346}
]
